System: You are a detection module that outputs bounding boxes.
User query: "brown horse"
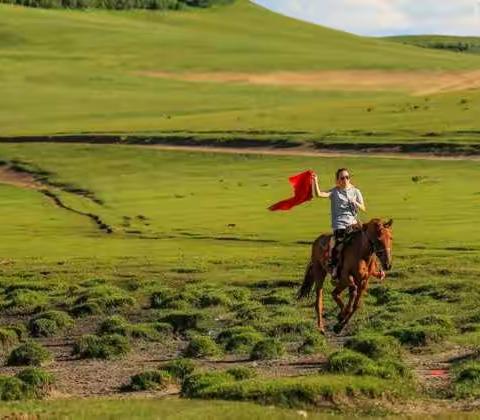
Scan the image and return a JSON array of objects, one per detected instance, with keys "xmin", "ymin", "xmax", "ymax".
[{"xmin": 298, "ymin": 218, "xmax": 393, "ymax": 334}]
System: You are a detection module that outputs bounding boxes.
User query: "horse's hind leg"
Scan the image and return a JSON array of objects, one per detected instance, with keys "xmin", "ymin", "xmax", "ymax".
[{"xmin": 313, "ymin": 262, "xmax": 327, "ymax": 335}]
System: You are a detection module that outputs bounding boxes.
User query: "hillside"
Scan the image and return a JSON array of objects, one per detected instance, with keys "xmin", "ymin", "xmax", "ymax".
[{"xmin": 2, "ymin": 0, "xmax": 480, "ymax": 139}]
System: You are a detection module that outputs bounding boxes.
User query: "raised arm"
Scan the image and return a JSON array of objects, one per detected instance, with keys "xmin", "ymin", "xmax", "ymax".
[{"xmin": 312, "ymin": 174, "xmax": 331, "ymax": 199}]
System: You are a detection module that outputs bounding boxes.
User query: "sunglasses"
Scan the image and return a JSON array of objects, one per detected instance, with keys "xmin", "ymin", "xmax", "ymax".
[{"xmin": 340, "ymin": 175, "xmax": 350, "ymax": 180}]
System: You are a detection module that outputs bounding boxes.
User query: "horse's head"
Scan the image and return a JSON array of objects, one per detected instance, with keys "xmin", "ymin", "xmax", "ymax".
[{"xmin": 364, "ymin": 218, "xmax": 394, "ymax": 271}]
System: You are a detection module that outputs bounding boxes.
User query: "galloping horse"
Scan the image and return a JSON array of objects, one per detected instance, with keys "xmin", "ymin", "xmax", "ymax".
[{"xmin": 298, "ymin": 218, "xmax": 393, "ymax": 334}]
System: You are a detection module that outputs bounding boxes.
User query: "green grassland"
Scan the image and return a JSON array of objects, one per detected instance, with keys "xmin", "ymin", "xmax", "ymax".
[
  {"xmin": 0, "ymin": 144, "xmax": 479, "ymax": 415},
  {"xmin": 2, "ymin": 1, "xmax": 480, "ymax": 142}
]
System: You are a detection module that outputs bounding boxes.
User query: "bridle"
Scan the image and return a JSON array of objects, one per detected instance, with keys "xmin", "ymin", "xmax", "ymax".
[{"xmin": 365, "ymin": 229, "xmax": 389, "ymax": 259}]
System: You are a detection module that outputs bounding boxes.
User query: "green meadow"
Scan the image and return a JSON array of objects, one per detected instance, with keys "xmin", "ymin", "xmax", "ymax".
[
  {"xmin": 0, "ymin": 143, "xmax": 479, "ymax": 415},
  {"xmin": 1, "ymin": 0, "xmax": 480, "ymax": 142},
  {"xmin": 1, "ymin": 0, "xmax": 480, "ymax": 416}
]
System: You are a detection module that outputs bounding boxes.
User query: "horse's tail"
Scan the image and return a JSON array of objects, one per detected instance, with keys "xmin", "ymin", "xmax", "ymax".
[
  {"xmin": 298, "ymin": 235, "xmax": 330, "ymax": 300},
  {"xmin": 298, "ymin": 261, "xmax": 315, "ymax": 300}
]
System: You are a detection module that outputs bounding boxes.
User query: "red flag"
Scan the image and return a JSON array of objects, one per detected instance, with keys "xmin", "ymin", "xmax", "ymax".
[{"xmin": 269, "ymin": 170, "xmax": 315, "ymax": 211}]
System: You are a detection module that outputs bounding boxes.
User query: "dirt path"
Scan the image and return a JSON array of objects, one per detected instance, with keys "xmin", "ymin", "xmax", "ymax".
[
  {"xmin": 138, "ymin": 144, "xmax": 480, "ymax": 162},
  {"xmin": 140, "ymin": 70, "xmax": 480, "ymax": 96}
]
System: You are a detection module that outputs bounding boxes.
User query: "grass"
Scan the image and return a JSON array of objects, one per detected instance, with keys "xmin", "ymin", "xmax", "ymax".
[
  {"xmin": 0, "ymin": 398, "xmax": 345, "ymax": 419},
  {"xmin": 181, "ymin": 370, "xmax": 410, "ymax": 410},
  {"xmin": 2, "ymin": 1, "xmax": 480, "ymax": 140},
  {"xmin": 7, "ymin": 342, "xmax": 53, "ymax": 367},
  {"xmin": 183, "ymin": 335, "xmax": 223, "ymax": 358},
  {"xmin": 125, "ymin": 370, "xmax": 172, "ymax": 391},
  {"xmin": 28, "ymin": 310, "xmax": 74, "ymax": 337},
  {"xmin": 0, "ymin": 144, "xmax": 478, "ymax": 412},
  {"xmin": 250, "ymin": 338, "xmax": 284, "ymax": 360},
  {"xmin": 72, "ymin": 334, "xmax": 131, "ymax": 359}
]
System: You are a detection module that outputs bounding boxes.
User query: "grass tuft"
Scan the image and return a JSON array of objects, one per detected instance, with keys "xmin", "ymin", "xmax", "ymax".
[
  {"xmin": 250, "ymin": 339, "xmax": 284, "ymax": 360},
  {"xmin": 184, "ymin": 335, "xmax": 223, "ymax": 358},
  {"xmin": 125, "ymin": 370, "xmax": 172, "ymax": 392},
  {"xmin": 73, "ymin": 334, "xmax": 130, "ymax": 359},
  {"xmin": 7, "ymin": 342, "xmax": 53, "ymax": 367},
  {"xmin": 28, "ymin": 310, "xmax": 74, "ymax": 337}
]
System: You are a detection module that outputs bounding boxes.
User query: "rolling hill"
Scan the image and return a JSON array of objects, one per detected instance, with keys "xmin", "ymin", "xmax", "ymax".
[{"xmin": 2, "ymin": 0, "xmax": 480, "ymax": 143}]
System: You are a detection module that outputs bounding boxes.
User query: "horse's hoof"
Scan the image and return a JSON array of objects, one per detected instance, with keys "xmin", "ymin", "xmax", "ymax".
[{"xmin": 333, "ymin": 323, "xmax": 344, "ymax": 334}]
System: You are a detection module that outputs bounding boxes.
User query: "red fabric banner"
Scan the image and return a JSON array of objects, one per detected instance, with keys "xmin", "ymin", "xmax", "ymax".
[{"xmin": 269, "ymin": 170, "xmax": 315, "ymax": 211}]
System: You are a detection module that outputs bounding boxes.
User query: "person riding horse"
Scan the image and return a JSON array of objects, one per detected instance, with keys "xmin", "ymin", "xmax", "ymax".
[{"xmin": 312, "ymin": 168, "xmax": 368, "ymax": 280}]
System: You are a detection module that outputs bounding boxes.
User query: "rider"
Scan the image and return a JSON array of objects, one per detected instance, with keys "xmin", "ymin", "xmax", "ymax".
[{"xmin": 312, "ymin": 168, "xmax": 366, "ymax": 279}]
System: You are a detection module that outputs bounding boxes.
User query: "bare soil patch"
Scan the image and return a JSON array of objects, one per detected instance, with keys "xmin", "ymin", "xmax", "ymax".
[
  {"xmin": 140, "ymin": 70, "xmax": 480, "ymax": 95},
  {"xmin": 0, "ymin": 167, "xmax": 40, "ymax": 190}
]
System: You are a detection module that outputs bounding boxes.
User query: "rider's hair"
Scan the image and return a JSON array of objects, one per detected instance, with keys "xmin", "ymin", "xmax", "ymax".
[{"xmin": 336, "ymin": 168, "xmax": 350, "ymax": 180}]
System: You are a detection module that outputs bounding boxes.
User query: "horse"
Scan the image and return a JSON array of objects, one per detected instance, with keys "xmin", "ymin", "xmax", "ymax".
[{"xmin": 298, "ymin": 218, "xmax": 393, "ymax": 334}]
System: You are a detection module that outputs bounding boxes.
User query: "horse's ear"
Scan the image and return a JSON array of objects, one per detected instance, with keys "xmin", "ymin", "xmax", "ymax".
[{"xmin": 384, "ymin": 219, "xmax": 393, "ymax": 228}]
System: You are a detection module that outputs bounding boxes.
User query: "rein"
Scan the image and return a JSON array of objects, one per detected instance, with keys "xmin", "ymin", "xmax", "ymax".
[{"xmin": 364, "ymin": 230, "xmax": 387, "ymax": 258}]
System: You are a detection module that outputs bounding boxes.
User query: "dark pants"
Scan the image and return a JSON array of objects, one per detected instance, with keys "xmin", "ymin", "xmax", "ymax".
[{"xmin": 330, "ymin": 229, "xmax": 347, "ymax": 270}]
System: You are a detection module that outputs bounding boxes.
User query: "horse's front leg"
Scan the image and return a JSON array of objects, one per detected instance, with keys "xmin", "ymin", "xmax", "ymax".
[
  {"xmin": 334, "ymin": 276, "xmax": 357, "ymax": 333},
  {"xmin": 332, "ymin": 284, "xmax": 346, "ymax": 322},
  {"xmin": 341, "ymin": 278, "xmax": 367, "ymax": 326}
]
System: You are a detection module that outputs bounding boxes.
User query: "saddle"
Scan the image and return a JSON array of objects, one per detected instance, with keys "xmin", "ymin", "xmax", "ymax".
[{"xmin": 326, "ymin": 224, "xmax": 362, "ymax": 281}]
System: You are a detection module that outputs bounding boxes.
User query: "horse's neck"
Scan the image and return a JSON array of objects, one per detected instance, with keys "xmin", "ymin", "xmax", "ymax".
[{"xmin": 349, "ymin": 230, "xmax": 374, "ymax": 261}]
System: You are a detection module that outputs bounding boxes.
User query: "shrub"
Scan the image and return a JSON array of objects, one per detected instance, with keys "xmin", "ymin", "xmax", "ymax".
[
  {"xmin": 345, "ymin": 334, "xmax": 401, "ymax": 360},
  {"xmin": 184, "ymin": 335, "xmax": 222, "ymax": 358},
  {"xmin": 7, "ymin": 342, "xmax": 53, "ymax": 367},
  {"xmin": 28, "ymin": 310, "xmax": 74, "ymax": 337},
  {"xmin": 388, "ymin": 325, "xmax": 448, "ymax": 347},
  {"xmin": 73, "ymin": 334, "xmax": 130, "ymax": 359},
  {"xmin": 161, "ymin": 358, "xmax": 196, "ymax": 380},
  {"xmin": 226, "ymin": 367, "xmax": 257, "ymax": 381},
  {"xmin": 250, "ymin": 339, "xmax": 284, "ymax": 360},
  {"xmin": 16, "ymin": 368, "xmax": 55, "ymax": 397},
  {"xmin": 0, "ymin": 328, "xmax": 19, "ymax": 351},
  {"xmin": 126, "ymin": 370, "xmax": 172, "ymax": 391},
  {"xmin": 298, "ymin": 333, "xmax": 327, "ymax": 355},
  {"xmin": 160, "ymin": 311, "xmax": 203, "ymax": 333}
]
